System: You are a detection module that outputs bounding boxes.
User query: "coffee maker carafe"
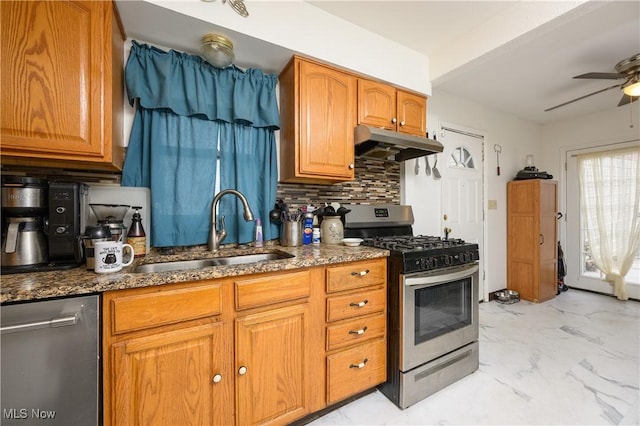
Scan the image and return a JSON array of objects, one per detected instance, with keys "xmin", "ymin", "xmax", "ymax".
[{"xmin": 1, "ymin": 177, "xmax": 87, "ymax": 274}]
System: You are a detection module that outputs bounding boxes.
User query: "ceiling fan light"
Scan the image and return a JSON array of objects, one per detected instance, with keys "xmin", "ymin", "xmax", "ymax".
[
  {"xmin": 623, "ymin": 80, "xmax": 640, "ymax": 97},
  {"xmin": 201, "ymin": 33, "xmax": 234, "ymax": 69}
]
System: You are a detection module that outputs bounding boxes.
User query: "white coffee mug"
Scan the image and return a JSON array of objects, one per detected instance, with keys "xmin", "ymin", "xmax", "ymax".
[{"xmin": 94, "ymin": 240, "xmax": 134, "ymax": 273}]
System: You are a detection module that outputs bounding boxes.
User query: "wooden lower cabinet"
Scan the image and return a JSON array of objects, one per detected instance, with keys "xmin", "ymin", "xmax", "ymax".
[
  {"xmin": 103, "ymin": 281, "xmax": 233, "ymax": 426},
  {"xmin": 103, "ymin": 259, "xmax": 387, "ymax": 426},
  {"xmin": 235, "ymin": 304, "xmax": 310, "ymax": 425},
  {"xmin": 324, "ymin": 259, "xmax": 388, "ymax": 404},
  {"xmin": 111, "ymin": 322, "xmax": 232, "ymax": 426}
]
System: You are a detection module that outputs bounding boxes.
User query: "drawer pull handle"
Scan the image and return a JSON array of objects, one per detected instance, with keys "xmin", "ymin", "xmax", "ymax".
[
  {"xmin": 212, "ymin": 374, "xmax": 223, "ymax": 383},
  {"xmin": 349, "ymin": 358, "xmax": 368, "ymax": 369},
  {"xmin": 349, "ymin": 300, "xmax": 369, "ymax": 308},
  {"xmin": 349, "ymin": 326, "xmax": 368, "ymax": 336},
  {"xmin": 351, "ymin": 269, "xmax": 370, "ymax": 277}
]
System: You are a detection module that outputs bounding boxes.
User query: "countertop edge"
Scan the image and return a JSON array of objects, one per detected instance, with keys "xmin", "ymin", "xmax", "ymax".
[{"xmin": 1, "ymin": 245, "xmax": 389, "ymax": 304}]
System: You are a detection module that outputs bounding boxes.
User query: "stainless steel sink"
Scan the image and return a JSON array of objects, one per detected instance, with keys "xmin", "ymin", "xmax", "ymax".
[{"xmin": 133, "ymin": 252, "xmax": 294, "ymax": 274}]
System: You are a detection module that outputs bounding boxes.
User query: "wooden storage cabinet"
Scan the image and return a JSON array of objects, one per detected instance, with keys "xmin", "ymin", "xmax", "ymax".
[
  {"xmin": 104, "ymin": 260, "xmax": 387, "ymax": 425},
  {"xmin": 279, "ymin": 56, "xmax": 357, "ymax": 184},
  {"xmin": 358, "ymin": 79, "xmax": 427, "ymax": 137},
  {"xmin": 507, "ymin": 180, "xmax": 558, "ymax": 302},
  {"xmin": 103, "ymin": 281, "xmax": 232, "ymax": 426},
  {"xmin": 324, "ymin": 259, "xmax": 387, "ymax": 404},
  {"xmin": 0, "ymin": 0, "xmax": 124, "ymax": 171},
  {"xmin": 235, "ymin": 304, "xmax": 310, "ymax": 425},
  {"xmin": 233, "ymin": 269, "xmax": 318, "ymax": 425}
]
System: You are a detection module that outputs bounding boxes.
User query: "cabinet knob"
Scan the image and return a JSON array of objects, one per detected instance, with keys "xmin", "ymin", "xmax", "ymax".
[
  {"xmin": 212, "ymin": 374, "xmax": 223, "ymax": 383},
  {"xmin": 348, "ymin": 164, "xmax": 355, "ymax": 170},
  {"xmin": 349, "ymin": 358, "xmax": 368, "ymax": 369},
  {"xmin": 350, "ymin": 269, "xmax": 369, "ymax": 276},
  {"xmin": 349, "ymin": 299, "xmax": 369, "ymax": 308},
  {"xmin": 238, "ymin": 366, "xmax": 248, "ymax": 376},
  {"xmin": 349, "ymin": 326, "xmax": 368, "ymax": 336},
  {"xmin": 391, "ymin": 118, "xmax": 397, "ymax": 124},
  {"xmin": 399, "ymin": 121, "xmax": 406, "ymax": 126}
]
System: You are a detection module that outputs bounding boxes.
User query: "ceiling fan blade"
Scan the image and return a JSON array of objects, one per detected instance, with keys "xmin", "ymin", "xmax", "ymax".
[
  {"xmin": 618, "ymin": 94, "xmax": 639, "ymax": 107},
  {"xmin": 545, "ymin": 83, "xmax": 622, "ymax": 112},
  {"xmin": 574, "ymin": 72, "xmax": 625, "ymax": 80}
]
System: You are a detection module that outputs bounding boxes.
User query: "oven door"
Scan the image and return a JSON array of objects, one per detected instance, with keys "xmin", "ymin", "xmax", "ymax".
[{"xmin": 400, "ymin": 263, "xmax": 479, "ymax": 372}]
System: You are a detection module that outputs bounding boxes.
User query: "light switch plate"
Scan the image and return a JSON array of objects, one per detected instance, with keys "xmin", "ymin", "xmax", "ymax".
[{"xmin": 488, "ymin": 199, "xmax": 498, "ymax": 210}]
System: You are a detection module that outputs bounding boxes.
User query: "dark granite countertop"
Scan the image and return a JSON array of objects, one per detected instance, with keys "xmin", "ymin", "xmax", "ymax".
[{"xmin": 1, "ymin": 243, "xmax": 389, "ymax": 304}]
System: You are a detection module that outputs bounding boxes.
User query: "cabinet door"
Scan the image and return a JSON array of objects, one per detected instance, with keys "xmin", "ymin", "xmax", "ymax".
[
  {"xmin": 110, "ymin": 322, "xmax": 232, "ymax": 426},
  {"xmin": 396, "ymin": 90, "xmax": 427, "ymax": 137},
  {"xmin": 357, "ymin": 79, "xmax": 396, "ymax": 130},
  {"xmin": 538, "ymin": 182, "xmax": 558, "ymax": 302},
  {"xmin": 0, "ymin": 0, "xmax": 123, "ymax": 169},
  {"xmin": 236, "ymin": 304, "xmax": 310, "ymax": 426},
  {"xmin": 299, "ymin": 60, "xmax": 356, "ymax": 180}
]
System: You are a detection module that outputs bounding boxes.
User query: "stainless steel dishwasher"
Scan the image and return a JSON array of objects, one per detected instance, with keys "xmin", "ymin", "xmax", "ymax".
[{"xmin": 1, "ymin": 295, "xmax": 99, "ymax": 425}]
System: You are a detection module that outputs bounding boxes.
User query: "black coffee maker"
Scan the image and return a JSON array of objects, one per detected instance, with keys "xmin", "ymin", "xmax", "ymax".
[{"xmin": 1, "ymin": 176, "xmax": 87, "ymax": 274}]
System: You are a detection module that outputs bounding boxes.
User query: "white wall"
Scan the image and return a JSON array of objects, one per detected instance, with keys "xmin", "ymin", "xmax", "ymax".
[
  {"xmin": 541, "ymin": 105, "xmax": 640, "ymax": 243},
  {"xmin": 140, "ymin": 0, "xmax": 431, "ymax": 95},
  {"xmin": 403, "ymin": 88, "xmax": 543, "ymax": 294}
]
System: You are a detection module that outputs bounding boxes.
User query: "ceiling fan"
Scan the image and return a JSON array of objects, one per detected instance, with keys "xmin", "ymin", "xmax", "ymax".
[{"xmin": 545, "ymin": 53, "xmax": 640, "ymax": 112}]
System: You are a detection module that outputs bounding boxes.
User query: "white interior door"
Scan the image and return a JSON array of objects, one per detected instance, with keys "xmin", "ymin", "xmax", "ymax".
[
  {"xmin": 565, "ymin": 140, "xmax": 640, "ymax": 299},
  {"xmin": 439, "ymin": 126, "xmax": 485, "ymax": 300}
]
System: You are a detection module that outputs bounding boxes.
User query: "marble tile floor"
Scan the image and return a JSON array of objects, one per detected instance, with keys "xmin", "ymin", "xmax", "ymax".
[{"xmin": 309, "ymin": 290, "xmax": 640, "ymax": 425}]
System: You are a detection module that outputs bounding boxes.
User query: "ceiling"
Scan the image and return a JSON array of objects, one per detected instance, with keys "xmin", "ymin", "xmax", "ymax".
[
  {"xmin": 115, "ymin": 0, "xmax": 640, "ymax": 126},
  {"xmin": 309, "ymin": 0, "xmax": 640, "ymax": 125}
]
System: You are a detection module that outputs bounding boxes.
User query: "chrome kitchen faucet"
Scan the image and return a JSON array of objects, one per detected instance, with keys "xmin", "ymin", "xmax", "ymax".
[{"xmin": 208, "ymin": 189, "xmax": 255, "ymax": 251}]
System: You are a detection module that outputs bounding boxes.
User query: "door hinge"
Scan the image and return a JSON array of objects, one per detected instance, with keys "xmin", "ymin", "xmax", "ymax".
[
  {"xmin": 564, "ymin": 161, "xmax": 567, "ymax": 171},
  {"xmin": 483, "ymin": 270, "xmax": 485, "ymax": 281}
]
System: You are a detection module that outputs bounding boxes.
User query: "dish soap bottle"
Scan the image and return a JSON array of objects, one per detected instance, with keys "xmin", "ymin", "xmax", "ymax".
[
  {"xmin": 254, "ymin": 218, "xmax": 264, "ymax": 248},
  {"xmin": 127, "ymin": 206, "xmax": 146, "ymax": 257}
]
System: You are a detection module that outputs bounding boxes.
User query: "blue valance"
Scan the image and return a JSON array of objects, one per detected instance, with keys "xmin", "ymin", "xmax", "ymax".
[{"xmin": 125, "ymin": 40, "xmax": 280, "ymax": 129}]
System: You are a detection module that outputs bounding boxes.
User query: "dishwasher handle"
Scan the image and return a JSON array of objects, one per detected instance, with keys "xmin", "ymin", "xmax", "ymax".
[{"xmin": 0, "ymin": 313, "xmax": 78, "ymax": 334}]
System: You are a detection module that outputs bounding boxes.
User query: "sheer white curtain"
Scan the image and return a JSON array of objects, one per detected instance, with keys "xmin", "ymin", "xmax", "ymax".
[{"xmin": 577, "ymin": 146, "xmax": 640, "ymax": 300}]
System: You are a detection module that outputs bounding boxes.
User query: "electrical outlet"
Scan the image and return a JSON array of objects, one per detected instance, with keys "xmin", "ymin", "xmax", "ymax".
[{"xmin": 488, "ymin": 200, "xmax": 498, "ymax": 210}]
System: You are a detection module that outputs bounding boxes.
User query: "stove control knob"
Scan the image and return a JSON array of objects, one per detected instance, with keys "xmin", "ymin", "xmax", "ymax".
[
  {"xmin": 460, "ymin": 253, "xmax": 468, "ymax": 262},
  {"xmin": 444, "ymin": 256, "xmax": 451, "ymax": 266},
  {"xmin": 431, "ymin": 258, "xmax": 438, "ymax": 269}
]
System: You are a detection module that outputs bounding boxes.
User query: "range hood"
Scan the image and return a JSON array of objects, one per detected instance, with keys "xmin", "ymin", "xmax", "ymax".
[{"xmin": 354, "ymin": 125, "xmax": 444, "ymax": 161}]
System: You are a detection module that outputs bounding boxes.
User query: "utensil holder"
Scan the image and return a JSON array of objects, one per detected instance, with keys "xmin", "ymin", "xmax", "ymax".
[{"xmin": 280, "ymin": 221, "xmax": 302, "ymax": 247}]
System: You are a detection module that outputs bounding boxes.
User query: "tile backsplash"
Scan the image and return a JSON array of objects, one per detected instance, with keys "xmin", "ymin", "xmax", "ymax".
[
  {"xmin": 3, "ymin": 157, "xmax": 400, "ymax": 211},
  {"xmin": 276, "ymin": 157, "xmax": 400, "ymax": 209}
]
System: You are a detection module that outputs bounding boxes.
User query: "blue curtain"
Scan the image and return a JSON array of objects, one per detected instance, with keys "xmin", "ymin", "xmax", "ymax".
[{"xmin": 122, "ymin": 41, "xmax": 280, "ymax": 247}]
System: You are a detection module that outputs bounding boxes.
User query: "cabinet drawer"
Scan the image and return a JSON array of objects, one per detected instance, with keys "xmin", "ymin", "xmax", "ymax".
[
  {"xmin": 110, "ymin": 284, "xmax": 222, "ymax": 334},
  {"xmin": 235, "ymin": 270, "xmax": 311, "ymax": 310},
  {"xmin": 326, "ymin": 338, "xmax": 386, "ymax": 405},
  {"xmin": 326, "ymin": 260, "xmax": 386, "ymax": 293},
  {"xmin": 326, "ymin": 287, "xmax": 385, "ymax": 322},
  {"xmin": 326, "ymin": 312, "xmax": 386, "ymax": 351}
]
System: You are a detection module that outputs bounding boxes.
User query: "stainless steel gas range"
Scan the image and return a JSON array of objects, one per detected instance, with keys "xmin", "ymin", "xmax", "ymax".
[{"xmin": 343, "ymin": 204, "xmax": 480, "ymax": 409}]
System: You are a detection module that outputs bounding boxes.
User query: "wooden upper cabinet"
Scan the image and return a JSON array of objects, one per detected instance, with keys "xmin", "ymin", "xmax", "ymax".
[
  {"xmin": 396, "ymin": 90, "xmax": 427, "ymax": 137},
  {"xmin": 358, "ymin": 79, "xmax": 427, "ymax": 137},
  {"xmin": 357, "ymin": 80, "xmax": 396, "ymax": 131},
  {"xmin": 0, "ymin": 0, "xmax": 124, "ymax": 171},
  {"xmin": 279, "ymin": 56, "xmax": 356, "ymax": 184}
]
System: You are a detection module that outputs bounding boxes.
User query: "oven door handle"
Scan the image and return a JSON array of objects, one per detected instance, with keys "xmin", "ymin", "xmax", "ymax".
[{"xmin": 404, "ymin": 264, "xmax": 479, "ymax": 287}]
